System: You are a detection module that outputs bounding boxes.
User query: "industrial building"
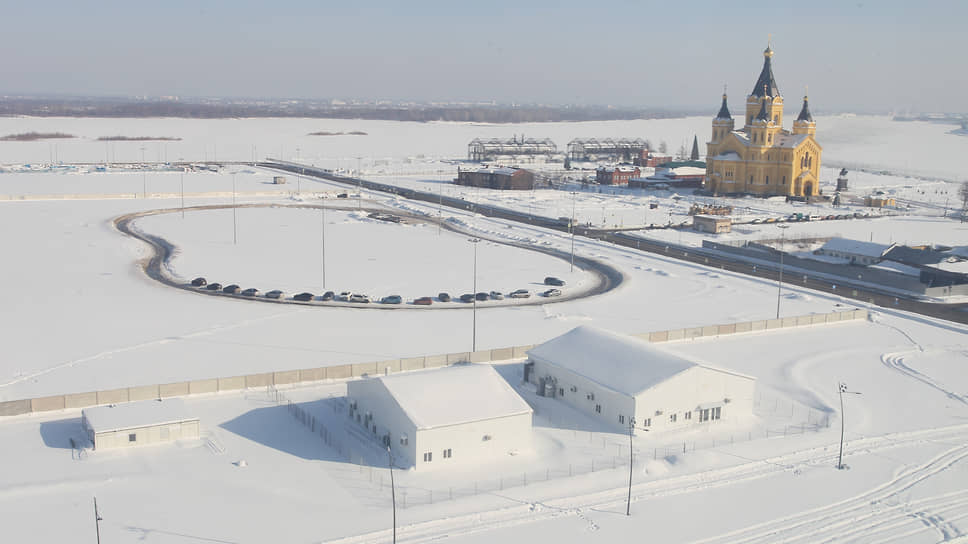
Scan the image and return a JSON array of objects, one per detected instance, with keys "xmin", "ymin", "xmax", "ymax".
[
  {"xmin": 526, "ymin": 326, "xmax": 755, "ymax": 433},
  {"xmin": 595, "ymin": 165, "xmax": 640, "ymax": 185},
  {"xmin": 693, "ymin": 215, "xmax": 732, "ymax": 233},
  {"xmin": 467, "ymin": 136, "xmax": 557, "ymax": 162},
  {"xmin": 567, "ymin": 138, "xmax": 648, "ymax": 161},
  {"xmin": 81, "ymin": 398, "xmax": 200, "ymax": 450},
  {"xmin": 816, "ymin": 238, "xmax": 895, "ymax": 265},
  {"xmin": 346, "ymin": 364, "xmax": 533, "ymax": 469},
  {"xmin": 455, "ymin": 166, "xmax": 535, "ymax": 190}
]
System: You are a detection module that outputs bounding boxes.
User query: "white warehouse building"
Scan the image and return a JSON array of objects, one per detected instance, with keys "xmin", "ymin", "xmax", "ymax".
[
  {"xmin": 526, "ymin": 326, "xmax": 755, "ymax": 432},
  {"xmin": 346, "ymin": 364, "xmax": 533, "ymax": 469},
  {"xmin": 82, "ymin": 398, "xmax": 200, "ymax": 450}
]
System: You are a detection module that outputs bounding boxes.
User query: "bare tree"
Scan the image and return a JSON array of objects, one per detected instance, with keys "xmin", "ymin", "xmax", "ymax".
[{"xmin": 659, "ymin": 141, "xmax": 668, "ymax": 154}]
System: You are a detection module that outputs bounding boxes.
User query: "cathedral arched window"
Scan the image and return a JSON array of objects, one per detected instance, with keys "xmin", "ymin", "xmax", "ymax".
[{"xmin": 766, "ymin": 175, "xmax": 770, "ymax": 185}]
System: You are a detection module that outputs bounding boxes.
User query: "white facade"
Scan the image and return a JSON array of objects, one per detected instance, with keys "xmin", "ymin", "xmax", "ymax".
[
  {"xmin": 527, "ymin": 326, "xmax": 755, "ymax": 432},
  {"xmin": 817, "ymin": 238, "xmax": 895, "ymax": 265},
  {"xmin": 82, "ymin": 398, "xmax": 200, "ymax": 450},
  {"xmin": 346, "ymin": 364, "xmax": 533, "ymax": 469}
]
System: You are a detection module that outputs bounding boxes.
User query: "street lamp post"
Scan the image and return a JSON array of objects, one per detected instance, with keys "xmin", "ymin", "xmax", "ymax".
[
  {"xmin": 141, "ymin": 146, "xmax": 147, "ymax": 198},
  {"xmin": 321, "ymin": 202, "xmax": 327, "ymax": 289},
  {"xmin": 387, "ymin": 445, "xmax": 397, "ymax": 544},
  {"xmin": 570, "ymin": 191, "xmax": 578, "ymax": 272},
  {"xmin": 232, "ymin": 173, "xmax": 238, "ymax": 245},
  {"xmin": 776, "ymin": 224, "xmax": 790, "ymax": 319},
  {"xmin": 356, "ymin": 157, "xmax": 363, "ymax": 211},
  {"xmin": 626, "ymin": 419, "xmax": 647, "ymax": 516},
  {"xmin": 837, "ymin": 382, "xmax": 862, "ymax": 470},
  {"xmin": 93, "ymin": 497, "xmax": 103, "ymax": 544},
  {"xmin": 180, "ymin": 173, "xmax": 185, "ymax": 219},
  {"xmin": 469, "ymin": 238, "xmax": 481, "ymax": 352}
]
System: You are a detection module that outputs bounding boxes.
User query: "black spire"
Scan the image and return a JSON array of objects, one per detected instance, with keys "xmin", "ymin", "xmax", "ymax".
[
  {"xmin": 796, "ymin": 95, "xmax": 814, "ymax": 123},
  {"xmin": 755, "ymin": 93, "xmax": 771, "ymax": 122},
  {"xmin": 690, "ymin": 135, "xmax": 700, "ymax": 160},
  {"xmin": 751, "ymin": 46, "xmax": 780, "ymax": 98},
  {"xmin": 716, "ymin": 93, "xmax": 731, "ymax": 120}
]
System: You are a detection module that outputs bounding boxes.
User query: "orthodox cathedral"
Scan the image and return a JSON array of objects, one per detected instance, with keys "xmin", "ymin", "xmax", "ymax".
[{"xmin": 705, "ymin": 45, "xmax": 822, "ymax": 197}]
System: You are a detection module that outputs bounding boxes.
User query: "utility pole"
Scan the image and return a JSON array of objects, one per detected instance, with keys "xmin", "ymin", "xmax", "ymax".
[
  {"xmin": 387, "ymin": 446, "xmax": 397, "ymax": 544},
  {"xmin": 180, "ymin": 173, "xmax": 185, "ymax": 219},
  {"xmin": 837, "ymin": 382, "xmax": 861, "ymax": 470},
  {"xmin": 94, "ymin": 497, "xmax": 103, "ymax": 544},
  {"xmin": 232, "ymin": 173, "xmax": 238, "ymax": 245},
  {"xmin": 356, "ymin": 157, "xmax": 363, "ymax": 210},
  {"xmin": 570, "ymin": 191, "xmax": 578, "ymax": 272},
  {"xmin": 141, "ymin": 146, "xmax": 147, "ymax": 198},
  {"xmin": 469, "ymin": 238, "xmax": 481, "ymax": 352},
  {"xmin": 776, "ymin": 224, "xmax": 790, "ymax": 319},
  {"xmin": 321, "ymin": 202, "xmax": 327, "ymax": 289},
  {"xmin": 627, "ymin": 420, "xmax": 647, "ymax": 516}
]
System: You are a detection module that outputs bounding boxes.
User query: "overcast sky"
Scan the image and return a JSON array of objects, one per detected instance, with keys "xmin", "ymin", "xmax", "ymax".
[{"xmin": 2, "ymin": 0, "xmax": 965, "ymax": 113}]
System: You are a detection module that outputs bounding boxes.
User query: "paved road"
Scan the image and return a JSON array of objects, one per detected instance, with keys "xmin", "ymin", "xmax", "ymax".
[
  {"xmin": 113, "ymin": 203, "xmax": 624, "ymax": 310},
  {"xmin": 260, "ymin": 161, "xmax": 967, "ymax": 325}
]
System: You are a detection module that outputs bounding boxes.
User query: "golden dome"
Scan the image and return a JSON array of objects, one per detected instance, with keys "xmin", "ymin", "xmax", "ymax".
[{"xmin": 764, "ymin": 45, "xmax": 774, "ymax": 58}]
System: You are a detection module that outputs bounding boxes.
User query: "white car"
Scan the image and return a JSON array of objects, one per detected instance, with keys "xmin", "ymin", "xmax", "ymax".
[
  {"xmin": 542, "ymin": 288, "xmax": 562, "ymax": 297},
  {"xmin": 509, "ymin": 289, "xmax": 531, "ymax": 298},
  {"xmin": 338, "ymin": 291, "xmax": 352, "ymax": 302},
  {"xmin": 489, "ymin": 291, "xmax": 504, "ymax": 300},
  {"xmin": 349, "ymin": 294, "xmax": 370, "ymax": 303}
]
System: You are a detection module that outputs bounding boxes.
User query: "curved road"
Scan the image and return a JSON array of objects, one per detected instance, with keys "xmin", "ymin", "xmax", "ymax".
[{"xmin": 114, "ymin": 202, "xmax": 624, "ymax": 310}]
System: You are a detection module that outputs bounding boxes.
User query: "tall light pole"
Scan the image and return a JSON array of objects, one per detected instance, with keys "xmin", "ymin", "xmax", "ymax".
[
  {"xmin": 437, "ymin": 169, "xmax": 443, "ymax": 236},
  {"xmin": 387, "ymin": 445, "xmax": 397, "ymax": 544},
  {"xmin": 837, "ymin": 382, "xmax": 861, "ymax": 470},
  {"xmin": 469, "ymin": 238, "xmax": 481, "ymax": 352},
  {"xmin": 140, "ymin": 146, "xmax": 147, "ymax": 198},
  {"xmin": 93, "ymin": 497, "xmax": 103, "ymax": 544},
  {"xmin": 570, "ymin": 191, "xmax": 578, "ymax": 272},
  {"xmin": 321, "ymin": 202, "xmax": 327, "ymax": 289},
  {"xmin": 626, "ymin": 419, "xmax": 647, "ymax": 516},
  {"xmin": 232, "ymin": 173, "xmax": 238, "ymax": 245},
  {"xmin": 180, "ymin": 172, "xmax": 185, "ymax": 219},
  {"xmin": 776, "ymin": 224, "xmax": 790, "ymax": 319},
  {"xmin": 356, "ymin": 156, "xmax": 363, "ymax": 211}
]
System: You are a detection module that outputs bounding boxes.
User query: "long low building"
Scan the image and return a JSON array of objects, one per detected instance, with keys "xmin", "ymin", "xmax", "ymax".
[
  {"xmin": 82, "ymin": 398, "xmax": 200, "ymax": 450},
  {"xmin": 526, "ymin": 326, "xmax": 755, "ymax": 433},
  {"xmin": 346, "ymin": 364, "xmax": 533, "ymax": 469},
  {"xmin": 454, "ymin": 166, "xmax": 535, "ymax": 190}
]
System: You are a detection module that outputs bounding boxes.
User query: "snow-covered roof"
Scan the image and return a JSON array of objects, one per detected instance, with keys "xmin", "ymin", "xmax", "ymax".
[
  {"xmin": 82, "ymin": 398, "xmax": 197, "ymax": 434},
  {"xmin": 712, "ymin": 151, "xmax": 742, "ymax": 161},
  {"xmin": 775, "ymin": 133, "xmax": 810, "ymax": 149},
  {"xmin": 870, "ymin": 261, "xmax": 922, "ymax": 277},
  {"xmin": 820, "ymin": 238, "xmax": 895, "ymax": 259},
  {"xmin": 374, "ymin": 364, "xmax": 532, "ymax": 430},
  {"xmin": 476, "ymin": 166, "xmax": 518, "ymax": 176},
  {"xmin": 668, "ymin": 166, "xmax": 706, "ymax": 176},
  {"xmin": 527, "ymin": 326, "xmax": 697, "ymax": 397},
  {"xmin": 597, "ymin": 165, "xmax": 638, "ymax": 173}
]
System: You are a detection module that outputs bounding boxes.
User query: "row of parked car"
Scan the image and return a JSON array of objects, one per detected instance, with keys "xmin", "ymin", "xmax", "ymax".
[{"xmin": 188, "ymin": 276, "xmax": 568, "ymax": 305}]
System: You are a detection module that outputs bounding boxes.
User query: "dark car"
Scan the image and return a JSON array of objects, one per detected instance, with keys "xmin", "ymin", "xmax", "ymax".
[
  {"xmin": 413, "ymin": 296, "xmax": 433, "ymax": 305},
  {"xmin": 293, "ymin": 292, "xmax": 315, "ymax": 302},
  {"xmin": 544, "ymin": 276, "xmax": 565, "ymax": 286},
  {"xmin": 459, "ymin": 293, "xmax": 475, "ymax": 303},
  {"xmin": 321, "ymin": 291, "xmax": 335, "ymax": 301},
  {"xmin": 438, "ymin": 292, "xmax": 451, "ymax": 302},
  {"xmin": 222, "ymin": 284, "xmax": 241, "ymax": 294},
  {"xmin": 241, "ymin": 288, "xmax": 260, "ymax": 297},
  {"xmin": 205, "ymin": 283, "xmax": 223, "ymax": 291},
  {"xmin": 381, "ymin": 295, "xmax": 403, "ymax": 304},
  {"xmin": 542, "ymin": 288, "xmax": 562, "ymax": 297},
  {"xmin": 475, "ymin": 292, "xmax": 489, "ymax": 301},
  {"xmin": 265, "ymin": 290, "xmax": 285, "ymax": 299},
  {"xmin": 191, "ymin": 277, "xmax": 207, "ymax": 287}
]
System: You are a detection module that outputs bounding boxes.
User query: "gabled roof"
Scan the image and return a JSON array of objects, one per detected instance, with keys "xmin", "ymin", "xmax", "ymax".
[
  {"xmin": 820, "ymin": 238, "xmax": 895, "ymax": 259},
  {"xmin": 527, "ymin": 326, "xmax": 697, "ymax": 397},
  {"xmin": 373, "ymin": 364, "xmax": 532, "ymax": 430},
  {"xmin": 751, "ymin": 47, "xmax": 780, "ymax": 98},
  {"xmin": 775, "ymin": 133, "xmax": 810, "ymax": 148},
  {"xmin": 883, "ymin": 245, "xmax": 950, "ymax": 266},
  {"xmin": 82, "ymin": 398, "xmax": 196, "ymax": 434}
]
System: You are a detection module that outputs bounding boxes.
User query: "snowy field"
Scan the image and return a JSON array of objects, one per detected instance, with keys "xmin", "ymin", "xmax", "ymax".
[{"xmin": 0, "ymin": 115, "xmax": 967, "ymax": 543}]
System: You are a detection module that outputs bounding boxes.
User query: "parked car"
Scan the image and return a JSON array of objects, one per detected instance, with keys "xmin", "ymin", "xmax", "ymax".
[
  {"xmin": 321, "ymin": 291, "xmax": 335, "ymax": 301},
  {"xmin": 489, "ymin": 291, "xmax": 504, "ymax": 300},
  {"xmin": 459, "ymin": 293, "xmax": 475, "ymax": 303},
  {"xmin": 542, "ymin": 288, "xmax": 562, "ymax": 297},
  {"xmin": 205, "ymin": 283, "xmax": 223, "ymax": 291},
  {"xmin": 222, "ymin": 284, "xmax": 241, "ymax": 294},
  {"xmin": 338, "ymin": 291, "xmax": 352, "ymax": 301},
  {"xmin": 265, "ymin": 290, "xmax": 285, "ymax": 299},
  {"xmin": 544, "ymin": 276, "xmax": 565, "ymax": 286},
  {"xmin": 438, "ymin": 292, "xmax": 451, "ymax": 302},
  {"xmin": 293, "ymin": 292, "xmax": 315, "ymax": 302},
  {"xmin": 475, "ymin": 292, "xmax": 489, "ymax": 301},
  {"xmin": 413, "ymin": 296, "xmax": 433, "ymax": 305},
  {"xmin": 241, "ymin": 288, "xmax": 260, "ymax": 297},
  {"xmin": 509, "ymin": 289, "xmax": 531, "ymax": 298},
  {"xmin": 191, "ymin": 277, "xmax": 207, "ymax": 287},
  {"xmin": 381, "ymin": 295, "xmax": 403, "ymax": 304},
  {"xmin": 349, "ymin": 293, "xmax": 370, "ymax": 303}
]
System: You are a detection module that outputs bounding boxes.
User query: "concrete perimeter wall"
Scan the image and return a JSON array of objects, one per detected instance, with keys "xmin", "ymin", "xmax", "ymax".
[{"xmin": 0, "ymin": 309, "xmax": 867, "ymax": 418}]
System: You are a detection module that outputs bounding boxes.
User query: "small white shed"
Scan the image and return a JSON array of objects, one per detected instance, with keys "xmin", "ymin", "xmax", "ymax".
[
  {"xmin": 346, "ymin": 364, "xmax": 533, "ymax": 469},
  {"xmin": 81, "ymin": 398, "xmax": 200, "ymax": 450},
  {"xmin": 527, "ymin": 326, "xmax": 755, "ymax": 432}
]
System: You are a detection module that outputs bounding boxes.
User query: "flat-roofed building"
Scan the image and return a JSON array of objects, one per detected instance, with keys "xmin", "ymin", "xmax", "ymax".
[{"xmin": 82, "ymin": 398, "xmax": 200, "ymax": 450}]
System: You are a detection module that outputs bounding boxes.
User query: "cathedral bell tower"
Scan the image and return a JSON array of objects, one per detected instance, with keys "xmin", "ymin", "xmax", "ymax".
[{"xmin": 793, "ymin": 95, "xmax": 816, "ymax": 137}]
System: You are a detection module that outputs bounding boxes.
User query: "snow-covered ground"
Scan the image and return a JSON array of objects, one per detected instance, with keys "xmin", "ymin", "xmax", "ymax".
[{"xmin": 0, "ymin": 115, "xmax": 967, "ymax": 543}]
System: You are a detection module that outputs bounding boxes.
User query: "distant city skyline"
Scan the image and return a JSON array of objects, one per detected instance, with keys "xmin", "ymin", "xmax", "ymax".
[{"xmin": 1, "ymin": 1, "xmax": 965, "ymax": 114}]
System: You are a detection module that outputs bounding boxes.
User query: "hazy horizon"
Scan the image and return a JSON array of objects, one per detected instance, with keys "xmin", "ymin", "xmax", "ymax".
[{"xmin": 2, "ymin": 1, "xmax": 965, "ymax": 114}]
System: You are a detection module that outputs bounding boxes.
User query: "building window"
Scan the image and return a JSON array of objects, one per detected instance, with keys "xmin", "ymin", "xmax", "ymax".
[
  {"xmin": 643, "ymin": 418, "xmax": 651, "ymax": 427},
  {"xmin": 712, "ymin": 407, "xmax": 721, "ymax": 420},
  {"xmin": 684, "ymin": 411, "xmax": 692, "ymax": 420},
  {"xmin": 443, "ymin": 448, "xmax": 452, "ymax": 459},
  {"xmin": 669, "ymin": 413, "xmax": 677, "ymax": 423},
  {"xmin": 400, "ymin": 434, "xmax": 408, "ymax": 446},
  {"xmin": 619, "ymin": 415, "xmax": 625, "ymax": 424},
  {"xmin": 749, "ymin": 175, "xmax": 753, "ymax": 183},
  {"xmin": 595, "ymin": 404, "xmax": 601, "ymax": 414},
  {"xmin": 423, "ymin": 452, "xmax": 433, "ymax": 462},
  {"xmin": 559, "ymin": 388, "xmax": 564, "ymax": 397},
  {"xmin": 782, "ymin": 175, "xmax": 786, "ymax": 185},
  {"xmin": 128, "ymin": 433, "xmax": 136, "ymax": 442},
  {"xmin": 765, "ymin": 175, "xmax": 769, "ymax": 185},
  {"xmin": 700, "ymin": 409, "xmax": 710, "ymax": 422},
  {"xmin": 482, "ymin": 434, "xmax": 492, "ymax": 441}
]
